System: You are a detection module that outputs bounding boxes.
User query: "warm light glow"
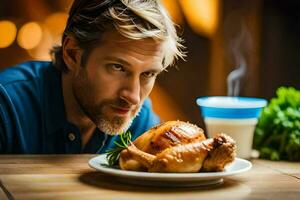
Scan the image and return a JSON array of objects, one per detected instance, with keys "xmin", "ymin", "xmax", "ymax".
[
  {"xmin": 44, "ymin": 12, "xmax": 68, "ymax": 43},
  {"xmin": 0, "ymin": 20, "xmax": 17, "ymax": 48},
  {"xmin": 26, "ymin": 12, "xmax": 68, "ymax": 60},
  {"xmin": 179, "ymin": 0, "xmax": 219, "ymax": 37},
  {"xmin": 27, "ymin": 27, "xmax": 53, "ymax": 60},
  {"xmin": 150, "ymin": 84, "xmax": 188, "ymax": 122},
  {"xmin": 17, "ymin": 22, "xmax": 42, "ymax": 49},
  {"xmin": 161, "ymin": 0, "xmax": 183, "ymax": 24}
]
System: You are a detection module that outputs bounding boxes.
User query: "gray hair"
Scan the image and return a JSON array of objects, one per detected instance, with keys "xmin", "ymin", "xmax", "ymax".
[{"xmin": 50, "ymin": 0, "xmax": 185, "ymax": 72}]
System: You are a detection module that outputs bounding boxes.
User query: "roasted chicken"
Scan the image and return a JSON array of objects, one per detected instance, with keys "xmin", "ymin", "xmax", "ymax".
[{"xmin": 119, "ymin": 121, "xmax": 236, "ymax": 172}]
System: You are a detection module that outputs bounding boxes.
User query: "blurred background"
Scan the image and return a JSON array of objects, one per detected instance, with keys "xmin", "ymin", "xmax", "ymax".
[{"xmin": 0, "ymin": 0, "xmax": 299, "ymax": 128}]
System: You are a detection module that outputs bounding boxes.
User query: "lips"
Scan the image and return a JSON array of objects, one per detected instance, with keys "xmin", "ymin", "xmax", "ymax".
[{"xmin": 111, "ymin": 106, "xmax": 131, "ymax": 115}]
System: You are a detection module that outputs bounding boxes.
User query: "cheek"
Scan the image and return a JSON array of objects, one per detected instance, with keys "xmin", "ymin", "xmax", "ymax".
[
  {"xmin": 87, "ymin": 70, "xmax": 121, "ymax": 99},
  {"xmin": 140, "ymin": 80, "xmax": 155, "ymax": 101}
]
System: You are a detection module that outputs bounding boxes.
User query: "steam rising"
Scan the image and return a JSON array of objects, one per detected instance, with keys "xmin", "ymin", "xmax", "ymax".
[
  {"xmin": 227, "ymin": 27, "xmax": 247, "ymax": 96},
  {"xmin": 224, "ymin": 11, "xmax": 252, "ymax": 96}
]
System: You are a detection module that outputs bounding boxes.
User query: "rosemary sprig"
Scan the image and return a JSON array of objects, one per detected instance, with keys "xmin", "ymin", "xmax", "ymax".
[{"xmin": 106, "ymin": 131, "xmax": 132, "ymax": 166}]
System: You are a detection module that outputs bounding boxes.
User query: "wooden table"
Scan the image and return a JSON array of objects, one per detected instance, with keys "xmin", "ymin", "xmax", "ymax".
[{"xmin": 0, "ymin": 155, "xmax": 299, "ymax": 200}]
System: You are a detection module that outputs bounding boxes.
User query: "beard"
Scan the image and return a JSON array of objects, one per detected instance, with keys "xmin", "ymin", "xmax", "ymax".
[
  {"xmin": 72, "ymin": 70, "xmax": 142, "ymax": 135},
  {"xmin": 79, "ymin": 98, "xmax": 141, "ymax": 135}
]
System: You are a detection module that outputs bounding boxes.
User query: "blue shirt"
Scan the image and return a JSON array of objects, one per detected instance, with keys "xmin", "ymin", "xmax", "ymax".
[{"xmin": 0, "ymin": 61, "xmax": 160, "ymax": 154}]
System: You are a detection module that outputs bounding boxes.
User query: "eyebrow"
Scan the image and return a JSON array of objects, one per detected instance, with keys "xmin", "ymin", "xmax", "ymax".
[
  {"xmin": 103, "ymin": 56, "xmax": 164, "ymax": 73},
  {"xmin": 103, "ymin": 56, "xmax": 131, "ymax": 66}
]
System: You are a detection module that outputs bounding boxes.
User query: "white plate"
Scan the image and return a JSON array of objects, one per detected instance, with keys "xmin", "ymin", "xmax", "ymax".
[{"xmin": 88, "ymin": 154, "xmax": 252, "ymax": 187}]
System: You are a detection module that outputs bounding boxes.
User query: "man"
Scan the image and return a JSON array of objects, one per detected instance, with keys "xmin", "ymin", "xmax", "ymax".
[{"xmin": 0, "ymin": 0, "xmax": 184, "ymax": 153}]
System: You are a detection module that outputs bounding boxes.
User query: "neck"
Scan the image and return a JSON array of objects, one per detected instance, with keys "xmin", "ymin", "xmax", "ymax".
[{"xmin": 62, "ymin": 73, "xmax": 96, "ymax": 148}]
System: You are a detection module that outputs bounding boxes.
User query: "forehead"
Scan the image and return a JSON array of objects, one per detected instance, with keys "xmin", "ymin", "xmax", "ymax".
[{"xmin": 96, "ymin": 30, "xmax": 165, "ymax": 60}]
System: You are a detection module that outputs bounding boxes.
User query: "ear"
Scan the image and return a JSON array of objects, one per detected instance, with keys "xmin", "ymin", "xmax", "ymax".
[{"xmin": 62, "ymin": 35, "xmax": 82, "ymax": 74}]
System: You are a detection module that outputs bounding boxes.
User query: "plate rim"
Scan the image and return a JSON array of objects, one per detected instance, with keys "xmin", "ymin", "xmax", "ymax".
[{"xmin": 88, "ymin": 154, "xmax": 252, "ymax": 179}]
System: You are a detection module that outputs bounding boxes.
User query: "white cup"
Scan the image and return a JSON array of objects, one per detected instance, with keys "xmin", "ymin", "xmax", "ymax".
[
  {"xmin": 204, "ymin": 118, "xmax": 257, "ymax": 159},
  {"xmin": 196, "ymin": 96, "xmax": 267, "ymax": 159}
]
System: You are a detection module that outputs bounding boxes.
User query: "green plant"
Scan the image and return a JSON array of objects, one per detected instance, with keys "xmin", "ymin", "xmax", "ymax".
[{"xmin": 254, "ymin": 87, "xmax": 300, "ymax": 161}]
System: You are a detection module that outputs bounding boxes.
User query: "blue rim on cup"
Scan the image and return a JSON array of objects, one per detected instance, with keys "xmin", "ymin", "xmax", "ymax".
[{"xmin": 196, "ymin": 96, "xmax": 268, "ymax": 119}]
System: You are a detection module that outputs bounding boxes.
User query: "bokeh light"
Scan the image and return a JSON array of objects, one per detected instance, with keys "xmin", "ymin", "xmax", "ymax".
[
  {"xmin": 17, "ymin": 22, "xmax": 43, "ymax": 49},
  {"xmin": 27, "ymin": 27, "xmax": 53, "ymax": 60},
  {"xmin": 0, "ymin": 20, "xmax": 17, "ymax": 48},
  {"xmin": 44, "ymin": 12, "xmax": 68, "ymax": 43},
  {"xmin": 161, "ymin": 0, "xmax": 183, "ymax": 25},
  {"xmin": 179, "ymin": 0, "xmax": 219, "ymax": 37},
  {"xmin": 26, "ymin": 12, "xmax": 68, "ymax": 60}
]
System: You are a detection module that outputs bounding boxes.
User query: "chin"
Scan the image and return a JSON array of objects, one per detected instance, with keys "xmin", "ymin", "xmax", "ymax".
[
  {"xmin": 95, "ymin": 106, "xmax": 141, "ymax": 135},
  {"xmin": 96, "ymin": 116, "xmax": 133, "ymax": 135}
]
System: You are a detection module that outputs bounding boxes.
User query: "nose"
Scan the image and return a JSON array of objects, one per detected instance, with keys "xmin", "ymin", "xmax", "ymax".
[{"xmin": 119, "ymin": 76, "xmax": 141, "ymax": 106}]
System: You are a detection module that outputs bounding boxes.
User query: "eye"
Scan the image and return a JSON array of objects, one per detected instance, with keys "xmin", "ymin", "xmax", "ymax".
[
  {"xmin": 109, "ymin": 63, "xmax": 124, "ymax": 72},
  {"xmin": 142, "ymin": 71, "xmax": 157, "ymax": 79}
]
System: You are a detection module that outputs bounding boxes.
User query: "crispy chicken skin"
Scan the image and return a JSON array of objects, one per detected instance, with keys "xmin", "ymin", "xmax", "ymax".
[
  {"xmin": 119, "ymin": 121, "xmax": 206, "ymax": 171},
  {"xmin": 202, "ymin": 134, "xmax": 236, "ymax": 172},
  {"xmin": 133, "ymin": 121, "xmax": 206, "ymax": 155},
  {"xmin": 122, "ymin": 138, "xmax": 213, "ymax": 172},
  {"xmin": 119, "ymin": 121, "xmax": 236, "ymax": 173}
]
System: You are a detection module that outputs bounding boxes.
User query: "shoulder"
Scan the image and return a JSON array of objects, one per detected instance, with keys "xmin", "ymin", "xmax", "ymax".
[
  {"xmin": 0, "ymin": 61, "xmax": 52, "ymax": 86},
  {"xmin": 0, "ymin": 61, "xmax": 53, "ymax": 129},
  {"xmin": 0, "ymin": 61, "xmax": 56, "ymax": 153},
  {"xmin": 0, "ymin": 61, "xmax": 53, "ymax": 112}
]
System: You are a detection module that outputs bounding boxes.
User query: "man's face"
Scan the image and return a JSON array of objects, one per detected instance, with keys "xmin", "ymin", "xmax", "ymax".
[{"xmin": 72, "ymin": 30, "xmax": 164, "ymax": 135}]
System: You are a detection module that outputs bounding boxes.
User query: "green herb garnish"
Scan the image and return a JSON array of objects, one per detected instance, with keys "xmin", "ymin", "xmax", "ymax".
[
  {"xmin": 106, "ymin": 131, "xmax": 132, "ymax": 166},
  {"xmin": 254, "ymin": 87, "xmax": 300, "ymax": 161}
]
